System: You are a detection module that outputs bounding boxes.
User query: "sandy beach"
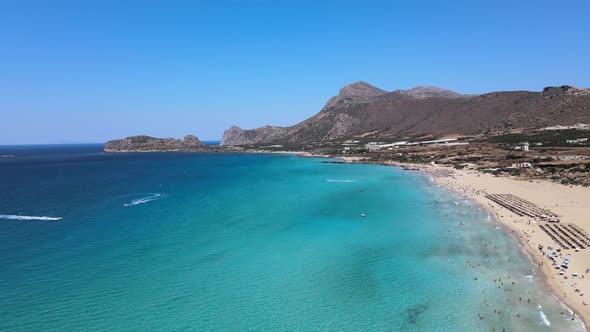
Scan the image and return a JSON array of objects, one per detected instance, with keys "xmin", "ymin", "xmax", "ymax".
[
  {"xmin": 421, "ymin": 165, "xmax": 590, "ymax": 329},
  {"xmin": 333, "ymin": 155, "xmax": 590, "ymax": 328}
]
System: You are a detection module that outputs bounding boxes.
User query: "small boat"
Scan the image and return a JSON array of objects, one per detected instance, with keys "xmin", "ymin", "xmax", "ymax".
[
  {"xmin": 443, "ymin": 219, "xmax": 448, "ymax": 224},
  {"xmin": 360, "ymin": 214, "xmax": 366, "ymax": 218}
]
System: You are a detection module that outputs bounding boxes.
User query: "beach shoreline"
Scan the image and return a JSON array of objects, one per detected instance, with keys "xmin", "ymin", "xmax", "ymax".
[
  {"xmin": 417, "ymin": 164, "xmax": 590, "ymax": 330},
  {"xmin": 306, "ymin": 153, "xmax": 590, "ymax": 329},
  {"xmin": 231, "ymin": 149, "xmax": 590, "ymax": 328}
]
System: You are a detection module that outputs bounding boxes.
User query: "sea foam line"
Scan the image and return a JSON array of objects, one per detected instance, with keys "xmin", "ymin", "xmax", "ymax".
[
  {"xmin": 0, "ymin": 215, "xmax": 62, "ymax": 221},
  {"xmin": 326, "ymin": 179, "xmax": 356, "ymax": 183},
  {"xmin": 538, "ymin": 304, "xmax": 551, "ymax": 326},
  {"xmin": 123, "ymin": 193, "xmax": 164, "ymax": 207}
]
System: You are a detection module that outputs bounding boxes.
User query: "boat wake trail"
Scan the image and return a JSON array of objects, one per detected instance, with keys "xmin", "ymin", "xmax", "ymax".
[
  {"xmin": 123, "ymin": 193, "xmax": 165, "ymax": 207},
  {"xmin": 326, "ymin": 179, "xmax": 356, "ymax": 183},
  {"xmin": 0, "ymin": 215, "xmax": 62, "ymax": 221}
]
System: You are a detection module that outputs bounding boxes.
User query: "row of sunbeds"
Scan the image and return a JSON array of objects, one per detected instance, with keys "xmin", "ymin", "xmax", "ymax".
[{"xmin": 486, "ymin": 194, "xmax": 559, "ymax": 221}]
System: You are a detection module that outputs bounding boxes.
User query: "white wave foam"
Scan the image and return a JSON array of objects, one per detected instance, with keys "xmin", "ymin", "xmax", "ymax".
[
  {"xmin": 0, "ymin": 214, "xmax": 62, "ymax": 221},
  {"xmin": 326, "ymin": 179, "xmax": 356, "ymax": 183},
  {"xmin": 524, "ymin": 275, "xmax": 534, "ymax": 281},
  {"xmin": 538, "ymin": 305, "xmax": 551, "ymax": 326},
  {"xmin": 123, "ymin": 193, "xmax": 163, "ymax": 207}
]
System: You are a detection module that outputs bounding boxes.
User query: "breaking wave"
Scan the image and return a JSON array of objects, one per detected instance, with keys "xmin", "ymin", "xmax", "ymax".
[
  {"xmin": 326, "ymin": 179, "xmax": 356, "ymax": 183},
  {"xmin": 123, "ymin": 193, "xmax": 164, "ymax": 207},
  {"xmin": 0, "ymin": 214, "xmax": 62, "ymax": 221},
  {"xmin": 538, "ymin": 305, "xmax": 551, "ymax": 326}
]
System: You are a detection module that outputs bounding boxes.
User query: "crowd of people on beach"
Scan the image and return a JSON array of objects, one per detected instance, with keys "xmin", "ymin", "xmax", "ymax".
[{"xmin": 428, "ymin": 166, "xmax": 586, "ymax": 327}]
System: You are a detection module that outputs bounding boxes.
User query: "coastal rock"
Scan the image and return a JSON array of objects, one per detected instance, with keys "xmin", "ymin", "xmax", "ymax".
[
  {"xmin": 220, "ymin": 125, "xmax": 288, "ymax": 146},
  {"xmin": 104, "ymin": 135, "xmax": 206, "ymax": 152}
]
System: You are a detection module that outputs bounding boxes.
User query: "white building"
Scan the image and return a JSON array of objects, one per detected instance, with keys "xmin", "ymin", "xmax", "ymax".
[
  {"xmin": 514, "ymin": 142, "xmax": 529, "ymax": 152},
  {"xmin": 510, "ymin": 162, "xmax": 532, "ymax": 169},
  {"xmin": 365, "ymin": 141, "xmax": 408, "ymax": 150},
  {"xmin": 365, "ymin": 142, "xmax": 386, "ymax": 150},
  {"xmin": 566, "ymin": 138, "xmax": 589, "ymax": 144},
  {"xmin": 440, "ymin": 142, "xmax": 469, "ymax": 146},
  {"xmin": 406, "ymin": 138, "xmax": 458, "ymax": 146}
]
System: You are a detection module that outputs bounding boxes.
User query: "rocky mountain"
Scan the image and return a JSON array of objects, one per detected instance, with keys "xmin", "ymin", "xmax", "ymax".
[
  {"xmin": 320, "ymin": 81, "xmax": 387, "ymax": 111},
  {"xmin": 104, "ymin": 135, "xmax": 206, "ymax": 152},
  {"xmin": 220, "ymin": 126, "xmax": 288, "ymax": 146},
  {"xmin": 220, "ymin": 81, "xmax": 386, "ymax": 146},
  {"xmin": 220, "ymin": 82, "xmax": 590, "ymax": 145}
]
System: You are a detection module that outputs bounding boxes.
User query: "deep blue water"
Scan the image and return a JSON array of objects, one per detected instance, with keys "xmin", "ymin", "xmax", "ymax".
[{"xmin": 0, "ymin": 145, "xmax": 583, "ymax": 331}]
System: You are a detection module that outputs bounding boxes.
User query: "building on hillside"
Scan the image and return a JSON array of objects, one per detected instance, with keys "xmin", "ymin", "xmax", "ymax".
[
  {"xmin": 509, "ymin": 162, "xmax": 532, "ymax": 169},
  {"xmin": 513, "ymin": 142, "xmax": 529, "ymax": 152},
  {"xmin": 406, "ymin": 138, "xmax": 458, "ymax": 146},
  {"xmin": 439, "ymin": 142, "xmax": 469, "ymax": 147},
  {"xmin": 566, "ymin": 138, "xmax": 589, "ymax": 145},
  {"xmin": 365, "ymin": 141, "xmax": 408, "ymax": 150}
]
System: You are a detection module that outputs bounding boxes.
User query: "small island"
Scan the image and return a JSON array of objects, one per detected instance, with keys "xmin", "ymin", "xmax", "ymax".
[{"xmin": 104, "ymin": 135, "xmax": 209, "ymax": 152}]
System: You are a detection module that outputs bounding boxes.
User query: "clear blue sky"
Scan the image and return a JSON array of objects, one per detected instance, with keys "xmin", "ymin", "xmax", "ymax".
[{"xmin": 1, "ymin": 0, "xmax": 589, "ymax": 144}]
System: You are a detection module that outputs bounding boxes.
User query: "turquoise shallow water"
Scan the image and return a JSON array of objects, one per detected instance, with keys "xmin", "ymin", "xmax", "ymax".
[{"xmin": 0, "ymin": 145, "xmax": 584, "ymax": 331}]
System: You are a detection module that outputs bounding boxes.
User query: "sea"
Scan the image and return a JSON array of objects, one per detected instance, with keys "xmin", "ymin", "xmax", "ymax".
[{"xmin": 0, "ymin": 144, "xmax": 584, "ymax": 331}]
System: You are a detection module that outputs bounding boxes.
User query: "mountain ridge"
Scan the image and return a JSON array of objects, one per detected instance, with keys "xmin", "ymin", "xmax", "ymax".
[{"xmin": 220, "ymin": 83, "xmax": 590, "ymax": 146}]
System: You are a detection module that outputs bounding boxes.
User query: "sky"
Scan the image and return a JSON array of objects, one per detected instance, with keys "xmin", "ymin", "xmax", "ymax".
[{"xmin": 1, "ymin": 0, "xmax": 589, "ymax": 144}]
